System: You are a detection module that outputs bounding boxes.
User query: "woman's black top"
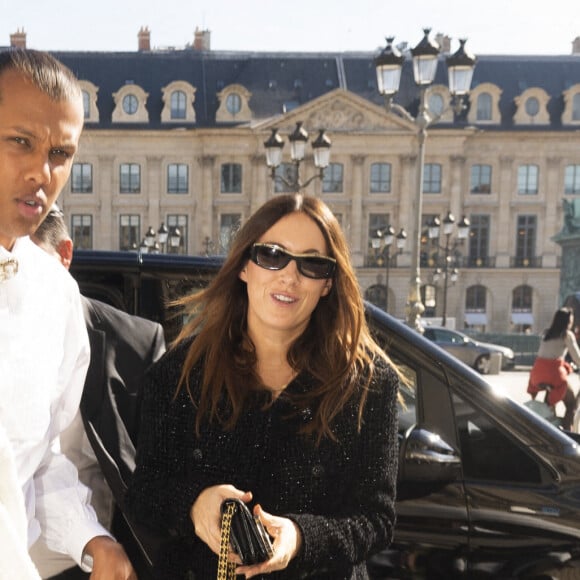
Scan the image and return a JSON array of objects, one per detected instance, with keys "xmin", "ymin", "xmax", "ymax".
[{"xmin": 125, "ymin": 341, "xmax": 399, "ymax": 580}]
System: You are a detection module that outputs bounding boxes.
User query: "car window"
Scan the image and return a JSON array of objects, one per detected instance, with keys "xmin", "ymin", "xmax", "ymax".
[
  {"xmin": 370, "ymin": 325, "xmax": 418, "ymax": 435},
  {"xmin": 452, "ymin": 391, "xmax": 546, "ymax": 484},
  {"xmin": 443, "ymin": 330, "xmax": 464, "ymax": 345},
  {"xmin": 423, "ymin": 328, "xmax": 435, "ymax": 340},
  {"xmin": 396, "ymin": 363, "xmax": 417, "ymax": 435}
]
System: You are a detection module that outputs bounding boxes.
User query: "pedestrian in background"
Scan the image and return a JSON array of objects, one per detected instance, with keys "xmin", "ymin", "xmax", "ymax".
[
  {"xmin": 528, "ymin": 307, "xmax": 580, "ymax": 430},
  {"xmin": 31, "ymin": 206, "xmax": 166, "ymax": 579}
]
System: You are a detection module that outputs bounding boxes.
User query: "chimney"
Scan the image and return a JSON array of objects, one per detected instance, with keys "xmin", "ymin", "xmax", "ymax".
[
  {"xmin": 434, "ymin": 33, "xmax": 451, "ymax": 54},
  {"xmin": 138, "ymin": 26, "xmax": 151, "ymax": 52},
  {"xmin": 573, "ymin": 36, "xmax": 580, "ymax": 55},
  {"xmin": 193, "ymin": 27, "xmax": 211, "ymax": 51},
  {"xmin": 10, "ymin": 28, "xmax": 27, "ymax": 49}
]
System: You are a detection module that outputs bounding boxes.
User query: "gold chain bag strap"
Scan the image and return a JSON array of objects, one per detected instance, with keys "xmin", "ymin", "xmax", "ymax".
[
  {"xmin": 217, "ymin": 498, "xmax": 274, "ymax": 579},
  {"xmin": 217, "ymin": 501, "xmax": 237, "ymax": 580}
]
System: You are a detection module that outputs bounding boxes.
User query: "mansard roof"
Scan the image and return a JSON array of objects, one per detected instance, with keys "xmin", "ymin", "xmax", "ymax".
[{"xmin": 10, "ymin": 47, "xmax": 580, "ymax": 131}]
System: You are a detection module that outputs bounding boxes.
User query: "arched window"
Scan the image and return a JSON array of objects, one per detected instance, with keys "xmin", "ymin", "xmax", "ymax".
[
  {"xmin": 525, "ymin": 96, "xmax": 539, "ymax": 117},
  {"xmin": 476, "ymin": 93, "xmax": 492, "ymax": 121},
  {"xmin": 170, "ymin": 90, "xmax": 187, "ymax": 119},
  {"xmin": 512, "ymin": 285, "xmax": 533, "ymax": 331},
  {"xmin": 122, "ymin": 94, "xmax": 138, "ymax": 115},
  {"xmin": 82, "ymin": 90, "xmax": 90, "ymax": 119},
  {"xmin": 466, "ymin": 285, "xmax": 486, "ymax": 311},
  {"xmin": 573, "ymin": 93, "xmax": 580, "ymax": 121},
  {"xmin": 512, "ymin": 285, "xmax": 532, "ymax": 311},
  {"xmin": 465, "ymin": 285, "xmax": 488, "ymax": 329},
  {"xmin": 226, "ymin": 93, "xmax": 242, "ymax": 115}
]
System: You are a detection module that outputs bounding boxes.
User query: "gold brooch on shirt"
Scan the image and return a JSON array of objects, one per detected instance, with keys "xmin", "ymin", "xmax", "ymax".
[{"xmin": 0, "ymin": 258, "xmax": 18, "ymax": 282}]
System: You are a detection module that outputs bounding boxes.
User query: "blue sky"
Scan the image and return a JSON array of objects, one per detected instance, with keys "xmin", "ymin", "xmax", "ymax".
[{"xmin": 2, "ymin": 0, "xmax": 579, "ymax": 55}]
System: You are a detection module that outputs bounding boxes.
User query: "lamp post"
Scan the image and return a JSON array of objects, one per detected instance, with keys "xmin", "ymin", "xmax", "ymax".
[
  {"xmin": 169, "ymin": 227, "xmax": 181, "ymax": 253},
  {"xmin": 427, "ymin": 211, "xmax": 470, "ymax": 327},
  {"xmin": 372, "ymin": 226, "xmax": 407, "ymax": 311},
  {"xmin": 142, "ymin": 223, "xmax": 182, "ymax": 254},
  {"xmin": 374, "ymin": 30, "xmax": 476, "ymax": 331},
  {"xmin": 203, "ymin": 235, "xmax": 215, "ymax": 256},
  {"xmin": 157, "ymin": 222, "xmax": 169, "ymax": 252},
  {"xmin": 264, "ymin": 121, "xmax": 331, "ymax": 192}
]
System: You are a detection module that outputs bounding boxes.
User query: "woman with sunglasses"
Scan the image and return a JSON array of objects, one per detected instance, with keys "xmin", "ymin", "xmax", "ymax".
[{"xmin": 125, "ymin": 193, "xmax": 400, "ymax": 579}]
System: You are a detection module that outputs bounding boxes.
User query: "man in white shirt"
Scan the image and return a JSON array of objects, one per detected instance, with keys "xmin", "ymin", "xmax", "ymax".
[{"xmin": 0, "ymin": 49, "xmax": 135, "ymax": 579}]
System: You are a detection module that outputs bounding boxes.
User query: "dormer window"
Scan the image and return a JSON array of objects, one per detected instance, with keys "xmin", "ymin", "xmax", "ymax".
[
  {"xmin": 467, "ymin": 83, "xmax": 502, "ymax": 125},
  {"xmin": 171, "ymin": 91, "xmax": 186, "ymax": 119},
  {"xmin": 82, "ymin": 91, "xmax": 90, "ymax": 119},
  {"xmin": 123, "ymin": 94, "xmax": 138, "ymax": 115},
  {"xmin": 428, "ymin": 92, "xmax": 444, "ymax": 116},
  {"xmin": 476, "ymin": 93, "xmax": 492, "ymax": 121},
  {"xmin": 425, "ymin": 85, "xmax": 453, "ymax": 123},
  {"xmin": 226, "ymin": 93, "xmax": 241, "ymax": 115},
  {"xmin": 525, "ymin": 97, "xmax": 539, "ymax": 117},
  {"xmin": 514, "ymin": 88, "xmax": 549, "ymax": 125},
  {"xmin": 112, "ymin": 84, "xmax": 149, "ymax": 123},
  {"xmin": 161, "ymin": 81, "xmax": 197, "ymax": 123},
  {"xmin": 78, "ymin": 80, "xmax": 99, "ymax": 123},
  {"xmin": 574, "ymin": 94, "xmax": 580, "ymax": 121},
  {"xmin": 216, "ymin": 84, "xmax": 252, "ymax": 123},
  {"xmin": 562, "ymin": 84, "xmax": 580, "ymax": 126}
]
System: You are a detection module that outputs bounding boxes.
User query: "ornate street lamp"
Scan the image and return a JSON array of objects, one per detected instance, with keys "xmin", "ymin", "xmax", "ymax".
[
  {"xmin": 428, "ymin": 211, "xmax": 470, "ymax": 327},
  {"xmin": 144, "ymin": 226, "xmax": 156, "ymax": 249},
  {"xmin": 374, "ymin": 29, "xmax": 476, "ymax": 331},
  {"xmin": 264, "ymin": 122, "xmax": 331, "ymax": 192},
  {"xmin": 372, "ymin": 225, "xmax": 407, "ymax": 312},
  {"xmin": 169, "ymin": 227, "xmax": 181, "ymax": 253},
  {"xmin": 142, "ymin": 223, "xmax": 182, "ymax": 254},
  {"xmin": 157, "ymin": 222, "xmax": 169, "ymax": 252}
]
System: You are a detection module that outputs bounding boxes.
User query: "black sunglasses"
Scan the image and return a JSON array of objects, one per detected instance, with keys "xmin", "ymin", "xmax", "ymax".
[{"xmin": 249, "ymin": 243, "xmax": 336, "ymax": 279}]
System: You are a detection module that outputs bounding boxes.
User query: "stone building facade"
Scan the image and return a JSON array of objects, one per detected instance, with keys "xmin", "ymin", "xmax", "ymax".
[{"xmin": 5, "ymin": 28, "xmax": 580, "ymax": 333}]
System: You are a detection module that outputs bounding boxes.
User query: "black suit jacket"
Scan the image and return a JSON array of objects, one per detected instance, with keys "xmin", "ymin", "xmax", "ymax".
[
  {"xmin": 79, "ymin": 297, "xmax": 166, "ymax": 503},
  {"xmin": 77, "ymin": 297, "xmax": 166, "ymax": 577}
]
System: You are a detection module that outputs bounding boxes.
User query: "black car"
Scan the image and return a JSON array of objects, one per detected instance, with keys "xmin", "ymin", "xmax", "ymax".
[{"xmin": 71, "ymin": 250, "xmax": 580, "ymax": 579}]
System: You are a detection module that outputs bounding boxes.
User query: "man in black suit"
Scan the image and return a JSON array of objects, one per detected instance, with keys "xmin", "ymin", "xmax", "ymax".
[{"xmin": 30, "ymin": 207, "xmax": 166, "ymax": 579}]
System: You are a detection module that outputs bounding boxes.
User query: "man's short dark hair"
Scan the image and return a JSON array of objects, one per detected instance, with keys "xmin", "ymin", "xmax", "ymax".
[
  {"xmin": 0, "ymin": 49, "xmax": 81, "ymax": 103},
  {"xmin": 33, "ymin": 206, "xmax": 69, "ymax": 253}
]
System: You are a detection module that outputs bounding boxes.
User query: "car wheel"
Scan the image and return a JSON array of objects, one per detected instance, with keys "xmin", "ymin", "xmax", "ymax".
[{"xmin": 474, "ymin": 355, "xmax": 491, "ymax": 374}]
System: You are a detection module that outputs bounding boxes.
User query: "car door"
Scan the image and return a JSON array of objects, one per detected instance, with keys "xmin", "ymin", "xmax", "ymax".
[
  {"xmin": 369, "ymin": 332, "xmax": 471, "ymax": 579},
  {"xmin": 449, "ymin": 382, "xmax": 580, "ymax": 578}
]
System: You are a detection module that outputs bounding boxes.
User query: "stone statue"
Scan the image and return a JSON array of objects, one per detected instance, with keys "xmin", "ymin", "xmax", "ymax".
[{"xmin": 562, "ymin": 198, "xmax": 580, "ymax": 235}]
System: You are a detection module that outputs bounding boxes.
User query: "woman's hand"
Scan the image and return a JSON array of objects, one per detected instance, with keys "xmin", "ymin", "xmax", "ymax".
[
  {"xmin": 190, "ymin": 484, "xmax": 252, "ymax": 556},
  {"xmin": 235, "ymin": 504, "xmax": 302, "ymax": 579}
]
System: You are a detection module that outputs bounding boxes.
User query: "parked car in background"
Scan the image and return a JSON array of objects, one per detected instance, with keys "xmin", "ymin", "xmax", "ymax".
[
  {"xmin": 71, "ymin": 250, "xmax": 580, "ymax": 580},
  {"xmin": 422, "ymin": 325, "xmax": 516, "ymax": 373}
]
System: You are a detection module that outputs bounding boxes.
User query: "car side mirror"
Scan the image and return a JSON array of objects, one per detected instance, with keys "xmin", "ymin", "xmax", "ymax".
[{"xmin": 399, "ymin": 427, "xmax": 461, "ymax": 482}]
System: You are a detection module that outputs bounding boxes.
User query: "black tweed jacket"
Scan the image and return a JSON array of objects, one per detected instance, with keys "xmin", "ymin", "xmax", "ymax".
[{"xmin": 125, "ymin": 341, "xmax": 399, "ymax": 580}]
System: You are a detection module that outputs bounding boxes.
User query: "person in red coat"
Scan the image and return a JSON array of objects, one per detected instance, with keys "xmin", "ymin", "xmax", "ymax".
[{"xmin": 528, "ymin": 307, "xmax": 580, "ymax": 430}]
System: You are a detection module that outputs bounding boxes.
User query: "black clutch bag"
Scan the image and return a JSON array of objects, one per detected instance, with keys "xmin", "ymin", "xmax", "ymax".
[{"xmin": 220, "ymin": 498, "xmax": 274, "ymax": 565}]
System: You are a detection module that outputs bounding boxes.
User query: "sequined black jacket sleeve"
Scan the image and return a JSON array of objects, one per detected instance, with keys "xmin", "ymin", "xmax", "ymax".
[{"xmin": 125, "ymin": 341, "xmax": 399, "ymax": 580}]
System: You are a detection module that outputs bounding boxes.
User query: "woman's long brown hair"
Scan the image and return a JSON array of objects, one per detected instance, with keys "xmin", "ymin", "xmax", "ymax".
[{"xmin": 172, "ymin": 194, "xmax": 392, "ymax": 441}]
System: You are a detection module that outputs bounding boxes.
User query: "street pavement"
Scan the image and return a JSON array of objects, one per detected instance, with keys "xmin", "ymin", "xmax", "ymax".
[
  {"xmin": 485, "ymin": 366, "xmax": 580, "ymax": 418},
  {"xmin": 484, "ymin": 366, "xmax": 532, "ymax": 406}
]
